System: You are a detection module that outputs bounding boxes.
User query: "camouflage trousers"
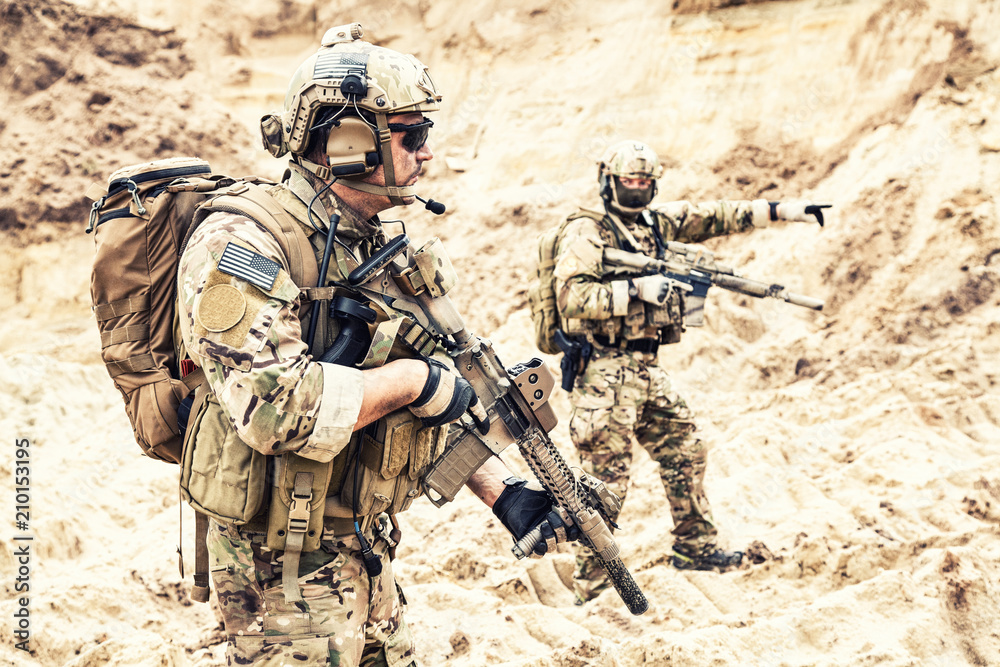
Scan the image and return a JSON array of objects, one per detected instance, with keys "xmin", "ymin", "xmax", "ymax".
[
  {"xmin": 207, "ymin": 519, "xmax": 416, "ymax": 666},
  {"xmin": 568, "ymin": 346, "xmax": 716, "ymax": 602}
]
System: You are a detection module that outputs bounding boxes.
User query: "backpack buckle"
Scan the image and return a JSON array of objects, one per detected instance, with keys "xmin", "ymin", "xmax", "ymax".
[{"xmin": 288, "ymin": 488, "xmax": 313, "ymax": 534}]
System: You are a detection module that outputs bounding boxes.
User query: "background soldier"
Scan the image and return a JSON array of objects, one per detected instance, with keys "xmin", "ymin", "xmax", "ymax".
[
  {"xmin": 554, "ymin": 140, "xmax": 829, "ymax": 603},
  {"xmin": 178, "ymin": 26, "xmax": 574, "ymax": 665}
]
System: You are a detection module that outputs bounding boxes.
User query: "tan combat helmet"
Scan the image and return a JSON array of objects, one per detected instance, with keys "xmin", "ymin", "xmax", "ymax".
[
  {"xmin": 260, "ymin": 23, "xmax": 442, "ymax": 206},
  {"xmin": 598, "ymin": 140, "xmax": 664, "ymax": 214}
]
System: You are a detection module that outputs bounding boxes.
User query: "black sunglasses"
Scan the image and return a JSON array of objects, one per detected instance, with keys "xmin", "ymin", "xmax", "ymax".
[{"xmin": 387, "ymin": 118, "xmax": 434, "ymax": 152}]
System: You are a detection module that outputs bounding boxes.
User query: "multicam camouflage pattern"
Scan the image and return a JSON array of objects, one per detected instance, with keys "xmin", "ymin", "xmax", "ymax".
[
  {"xmin": 179, "ymin": 214, "xmax": 331, "ymax": 457},
  {"xmin": 412, "ymin": 237, "xmax": 458, "ymax": 298},
  {"xmin": 176, "ymin": 166, "xmax": 409, "ymax": 463},
  {"xmin": 180, "ymin": 167, "xmax": 444, "ymax": 662},
  {"xmin": 208, "ymin": 520, "xmax": 415, "ymax": 666},
  {"xmin": 554, "ymin": 201, "xmax": 761, "ymax": 332},
  {"xmin": 568, "ymin": 346, "xmax": 713, "ymax": 602},
  {"xmin": 598, "ymin": 140, "xmax": 664, "ymax": 180},
  {"xmin": 555, "ymin": 199, "xmax": 763, "ymax": 601}
]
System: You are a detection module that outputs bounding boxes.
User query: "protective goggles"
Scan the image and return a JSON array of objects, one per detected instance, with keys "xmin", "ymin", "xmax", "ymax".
[{"xmin": 387, "ymin": 117, "xmax": 433, "ymax": 152}]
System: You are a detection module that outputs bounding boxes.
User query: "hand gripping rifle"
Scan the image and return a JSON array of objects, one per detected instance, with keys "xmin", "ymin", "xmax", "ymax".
[
  {"xmin": 603, "ymin": 240, "xmax": 824, "ymax": 327},
  {"xmin": 346, "ymin": 234, "xmax": 648, "ymax": 615}
]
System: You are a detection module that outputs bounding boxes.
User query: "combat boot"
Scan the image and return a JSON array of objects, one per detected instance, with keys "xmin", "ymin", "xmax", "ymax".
[{"xmin": 671, "ymin": 545, "xmax": 744, "ymax": 572}]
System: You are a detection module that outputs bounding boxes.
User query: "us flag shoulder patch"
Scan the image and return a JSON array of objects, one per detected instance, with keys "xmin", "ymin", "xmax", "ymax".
[{"xmin": 217, "ymin": 242, "xmax": 280, "ymax": 291}]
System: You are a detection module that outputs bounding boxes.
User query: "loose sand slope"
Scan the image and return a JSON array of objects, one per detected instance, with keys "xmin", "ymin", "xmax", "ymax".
[{"xmin": 1, "ymin": 0, "xmax": 998, "ymax": 665}]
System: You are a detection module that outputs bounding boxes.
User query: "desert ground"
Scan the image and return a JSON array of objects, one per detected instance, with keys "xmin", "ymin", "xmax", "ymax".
[{"xmin": 1, "ymin": 0, "xmax": 999, "ymax": 665}]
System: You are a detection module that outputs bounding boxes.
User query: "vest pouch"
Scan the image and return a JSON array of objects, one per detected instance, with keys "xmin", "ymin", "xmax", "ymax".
[
  {"xmin": 335, "ymin": 410, "xmax": 424, "ymax": 517},
  {"xmin": 563, "ymin": 316, "xmax": 621, "ymax": 340},
  {"xmin": 409, "ymin": 424, "xmax": 448, "ymax": 482},
  {"xmin": 179, "ymin": 388, "xmax": 266, "ymax": 524},
  {"xmin": 645, "ymin": 289, "xmax": 677, "ymax": 325},
  {"xmin": 265, "ymin": 453, "xmax": 332, "ymax": 553},
  {"xmin": 623, "ymin": 300, "xmax": 647, "ymax": 338}
]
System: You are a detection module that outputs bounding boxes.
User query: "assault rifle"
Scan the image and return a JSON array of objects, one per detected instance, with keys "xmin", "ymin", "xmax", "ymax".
[
  {"xmin": 342, "ymin": 234, "xmax": 648, "ymax": 616},
  {"xmin": 603, "ymin": 240, "xmax": 824, "ymax": 326}
]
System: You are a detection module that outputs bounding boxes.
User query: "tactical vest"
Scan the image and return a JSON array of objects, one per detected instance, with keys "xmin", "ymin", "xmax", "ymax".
[
  {"xmin": 290, "ymin": 190, "xmax": 449, "ymax": 524},
  {"xmin": 559, "ymin": 209, "xmax": 684, "ymax": 346},
  {"xmin": 179, "ymin": 175, "xmax": 447, "ymax": 601}
]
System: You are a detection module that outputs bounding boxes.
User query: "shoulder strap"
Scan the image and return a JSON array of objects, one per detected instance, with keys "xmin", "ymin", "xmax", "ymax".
[
  {"xmin": 189, "ymin": 181, "xmax": 320, "ymax": 289},
  {"xmin": 191, "ymin": 510, "xmax": 211, "ymax": 602},
  {"xmin": 211, "ymin": 182, "xmax": 320, "ymax": 289},
  {"xmin": 567, "ymin": 208, "xmax": 606, "ymax": 223},
  {"xmin": 568, "ymin": 207, "xmax": 638, "ymax": 252}
]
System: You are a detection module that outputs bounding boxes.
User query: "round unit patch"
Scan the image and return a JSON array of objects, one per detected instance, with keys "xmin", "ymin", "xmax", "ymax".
[{"xmin": 197, "ymin": 284, "xmax": 247, "ymax": 332}]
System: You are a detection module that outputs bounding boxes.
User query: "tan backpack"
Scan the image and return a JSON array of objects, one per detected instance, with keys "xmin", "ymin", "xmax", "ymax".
[
  {"xmin": 86, "ymin": 157, "xmax": 315, "ymax": 464},
  {"xmin": 87, "ymin": 156, "xmax": 323, "ymax": 603},
  {"xmin": 528, "ymin": 215, "xmax": 592, "ymax": 355}
]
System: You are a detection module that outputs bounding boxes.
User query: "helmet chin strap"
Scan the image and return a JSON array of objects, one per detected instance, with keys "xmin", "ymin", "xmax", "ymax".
[
  {"xmin": 372, "ymin": 113, "xmax": 410, "ymax": 207},
  {"xmin": 295, "ymin": 155, "xmax": 333, "ymax": 181},
  {"xmin": 335, "ymin": 178, "xmax": 417, "ymax": 202},
  {"xmin": 299, "ymin": 113, "xmax": 415, "ymax": 206}
]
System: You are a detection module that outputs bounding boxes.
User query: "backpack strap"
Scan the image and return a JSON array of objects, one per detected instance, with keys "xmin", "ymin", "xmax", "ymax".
[
  {"xmin": 181, "ymin": 180, "xmax": 324, "ymax": 604},
  {"xmin": 183, "ymin": 180, "xmax": 319, "ymax": 291},
  {"xmin": 180, "ymin": 366, "xmax": 205, "ymax": 392},
  {"xmin": 571, "ymin": 207, "xmax": 640, "ymax": 253},
  {"xmin": 191, "ymin": 510, "xmax": 211, "ymax": 603},
  {"xmin": 567, "ymin": 208, "xmax": 606, "ymax": 224},
  {"xmin": 197, "ymin": 181, "xmax": 320, "ymax": 289}
]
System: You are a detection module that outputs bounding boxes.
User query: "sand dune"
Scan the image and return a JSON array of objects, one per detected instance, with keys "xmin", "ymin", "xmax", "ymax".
[{"xmin": 1, "ymin": 0, "xmax": 998, "ymax": 664}]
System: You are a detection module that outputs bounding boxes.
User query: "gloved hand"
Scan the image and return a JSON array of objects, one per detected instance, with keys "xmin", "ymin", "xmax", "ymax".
[
  {"xmin": 770, "ymin": 201, "xmax": 832, "ymax": 227},
  {"xmin": 631, "ymin": 274, "xmax": 674, "ymax": 306},
  {"xmin": 492, "ymin": 477, "xmax": 580, "ymax": 557},
  {"xmin": 409, "ymin": 358, "xmax": 487, "ymax": 428}
]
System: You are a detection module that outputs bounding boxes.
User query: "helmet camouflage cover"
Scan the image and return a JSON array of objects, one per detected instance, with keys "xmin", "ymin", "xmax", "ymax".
[
  {"xmin": 260, "ymin": 23, "xmax": 441, "ymax": 203},
  {"xmin": 599, "ymin": 140, "xmax": 664, "ymax": 180},
  {"xmin": 598, "ymin": 140, "xmax": 664, "ymax": 213},
  {"xmin": 279, "ymin": 25, "xmax": 441, "ymax": 156}
]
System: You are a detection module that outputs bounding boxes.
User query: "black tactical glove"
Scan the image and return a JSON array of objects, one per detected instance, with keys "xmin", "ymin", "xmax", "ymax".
[
  {"xmin": 769, "ymin": 201, "xmax": 833, "ymax": 227},
  {"xmin": 408, "ymin": 358, "xmax": 487, "ymax": 428},
  {"xmin": 492, "ymin": 477, "xmax": 580, "ymax": 557}
]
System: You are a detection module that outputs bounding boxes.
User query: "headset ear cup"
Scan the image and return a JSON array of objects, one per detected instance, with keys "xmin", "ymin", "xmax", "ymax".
[{"xmin": 325, "ymin": 117, "xmax": 381, "ymax": 177}]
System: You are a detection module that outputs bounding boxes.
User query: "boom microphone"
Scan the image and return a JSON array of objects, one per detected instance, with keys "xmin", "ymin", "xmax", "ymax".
[{"xmin": 416, "ymin": 195, "xmax": 446, "ymax": 215}]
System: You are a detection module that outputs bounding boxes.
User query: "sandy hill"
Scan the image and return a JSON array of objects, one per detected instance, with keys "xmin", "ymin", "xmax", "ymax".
[{"xmin": 1, "ymin": 0, "xmax": 998, "ymax": 665}]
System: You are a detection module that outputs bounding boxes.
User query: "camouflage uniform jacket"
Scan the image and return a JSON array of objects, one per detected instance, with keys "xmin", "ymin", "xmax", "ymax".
[
  {"xmin": 554, "ymin": 199, "xmax": 771, "ymax": 344},
  {"xmin": 177, "ymin": 164, "xmax": 436, "ymax": 465}
]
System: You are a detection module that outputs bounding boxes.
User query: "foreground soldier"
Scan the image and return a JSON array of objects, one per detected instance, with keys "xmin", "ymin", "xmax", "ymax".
[
  {"xmin": 177, "ymin": 26, "xmax": 573, "ymax": 665},
  {"xmin": 555, "ymin": 140, "xmax": 828, "ymax": 603}
]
